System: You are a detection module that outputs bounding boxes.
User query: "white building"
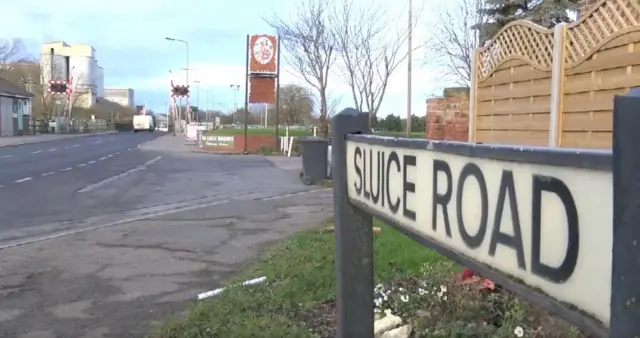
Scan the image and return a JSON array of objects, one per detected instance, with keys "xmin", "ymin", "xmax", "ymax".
[
  {"xmin": 104, "ymin": 88, "xmax": 135, "ymax": 109},
  {"xmin": 40, "ymin": 41, "xmax": 104, "ymax": 109}
]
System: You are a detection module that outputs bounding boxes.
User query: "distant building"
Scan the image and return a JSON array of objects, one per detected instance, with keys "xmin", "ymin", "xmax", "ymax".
[
  {"xmin": 0, "ymin": 76, "xmax": 33, "ymax": 136},
  {"xmin": 39, "ymin": 41, "xmax": 104, "ymax": 109},
  {"xmin": 104, "ymin": 88, "xmax": 135, "ymax": 110}
]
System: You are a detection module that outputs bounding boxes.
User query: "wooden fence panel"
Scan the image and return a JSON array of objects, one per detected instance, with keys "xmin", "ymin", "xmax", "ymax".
[{"xmin": 469, "ymin": 0, "xmax": 640, "ymax": 149}]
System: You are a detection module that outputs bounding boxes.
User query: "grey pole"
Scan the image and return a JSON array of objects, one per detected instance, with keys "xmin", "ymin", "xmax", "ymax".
[
  {"xmin": 331, "ymin": 108, "xmax": 374, "ymax": 338},
  {"xmin": 610, "ymin": 89, "xmax": 640, "ymax": 338}
]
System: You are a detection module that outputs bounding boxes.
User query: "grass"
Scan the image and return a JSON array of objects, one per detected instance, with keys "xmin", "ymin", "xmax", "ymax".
[
  {"xmin": 206, "ymin": 128, "xmax": 313, "ymax": 137},
  {"xmin": 205, "ymin": 128, "xmax": 426, "ymax": 138},
  {"xmin": 151, "ymin": 219, "xmax": 588, "ymax": 338}
]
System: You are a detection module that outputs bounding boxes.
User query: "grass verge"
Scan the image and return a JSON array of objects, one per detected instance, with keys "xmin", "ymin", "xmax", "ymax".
[
  {"xmin": 151, "ymin": 219, "xmax": 587, "ymax": 338},
  {"xmin": 206, "ymin": 128, "xmax": 313, "ymax": 137},
  {"xmin": 205, "ymin": 128, "xmax": 425, "ymax": 138}
]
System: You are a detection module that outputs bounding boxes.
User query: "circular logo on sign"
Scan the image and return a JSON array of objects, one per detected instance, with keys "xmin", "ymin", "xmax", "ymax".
[{"xmin": 252, "ymin": 36, "xmax": 274, "ymax": 65}]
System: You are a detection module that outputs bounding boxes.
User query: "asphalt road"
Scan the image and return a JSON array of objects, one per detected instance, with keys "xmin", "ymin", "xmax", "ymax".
[
  {"xmin": 0, "ymin": 134, "xmax": 325, "ymax": 338},
  {"xmin": 0, "ymin": 131, "xmax": 164, "ymax": 241}
]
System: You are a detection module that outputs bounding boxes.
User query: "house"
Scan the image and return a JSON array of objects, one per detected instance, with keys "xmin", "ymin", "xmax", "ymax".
[{"xmin": 0, "ymin": 76, "xmax": 33, "ymax": 136}]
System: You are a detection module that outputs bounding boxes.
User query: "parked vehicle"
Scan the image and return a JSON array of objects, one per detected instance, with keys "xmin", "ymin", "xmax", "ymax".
[{"xmin": 133, "ymin": 115, "xmax": 156, "ymax": 132}]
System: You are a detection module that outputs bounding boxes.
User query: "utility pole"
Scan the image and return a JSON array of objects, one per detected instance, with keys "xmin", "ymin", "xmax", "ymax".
[
  {"xmin": 230, "ymin": 84, "xmax": 240, "ymax": 124},
  {"xmin": 194, "ymin": 80, "xmax": 201, "ymax": 122},
  {"xmin": 405, "ymin": 0, "xmax": 413, "ymax": 137}
]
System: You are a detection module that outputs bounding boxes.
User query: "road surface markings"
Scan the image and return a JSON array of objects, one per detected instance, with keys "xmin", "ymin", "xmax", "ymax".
[
  {"xmin": 99, "ymin": 157, "xmax": 107, "ymax": 160},
  {"xmin": 107, "ymin": 154, "xmax": 113, "ymax": 158},
  {"xmin": 77, "ymin": 163, "xmax": 86, "ymax": 167},
  {"xmin": 31, "ymin": 150, "xmax": 41, "ymax": 154},
  {"xmin": 72, "ymin": 144, "xmax": 80, "ymax": 148},
  {"xmin": 48, "ymin": 148, "xmax": 56, "ymax": 152},
  {"xmin": 60, "ymin": 167, "xmax": 72, "ymax": 171},
  {"xmin": 15, "ymin": 177, "xmax": 32, "ymax": 183},
  {"xmin": 64, "ymin": 146, "xmax": 69, "ymax": 149},
  {"xmin": 78, "ymin": 156, "xmax": 163, "ymax": 193},
  {"xmin": 0, "ymin": 155, "xmax": 12, "ymax": 159},
  {"xmin": 0, "ymin": 187, "xmax": 329, "ymax": 250},
  {"xmin": 95, "ymin": 140, "xmax": 103, "ymax": 144},
  {"xmin": 89, "ymin": 160, "xmax": 96, "ymax": 164},
  {"xmin": 42, "ymin": 172, "xmax": 55, "ymax": 176},
  {"xmin": 116, "ymin": 152, "xmax": 120, "ymax": 155},
  {"xmin": 127, "ymin": 148, "xmax": 132, "ymax": 151}
]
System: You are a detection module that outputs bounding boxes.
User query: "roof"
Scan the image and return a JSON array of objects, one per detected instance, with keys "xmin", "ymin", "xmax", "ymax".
[{"xmin": 0, "ymin": 76, "xmax": 34, "ymax": 98}]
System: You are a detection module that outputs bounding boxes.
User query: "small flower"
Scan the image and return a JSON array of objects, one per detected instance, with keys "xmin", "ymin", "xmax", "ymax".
[
  {"xmin": 398, "ymin": 287, "xmax": 405, "ymax": 292},
  {"xmin": 440, "ymin": 285, "xmax": 447, "ymax": 293},
  {"xmin": 443, "ymin": 295, "xmax": 447, "ymax": 301},
  {"xmin": 384, "ymin": 308, "xmax": 393, "ymax": 316},
  {"xmin": 374, "ymin": 298, "xmax": 383, "ymax": 307},
  {"xmin": 514, "ymin": 326, "xmax": 524, "ymax": 337},
  {"xmin": 400, "ymin": 294, "xmax": 409, "ymax": 302},
  {"xmin": 375, "ymin": 284, "xmax": 384, "ymax": 292},
  {"xmin": 418, "ymin": 288, "xmax": 427, "ymax": 296}
]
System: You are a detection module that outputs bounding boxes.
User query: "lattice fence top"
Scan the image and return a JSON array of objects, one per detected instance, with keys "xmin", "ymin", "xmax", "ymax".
[
  {"xmin": 566, "ymin": 0, "xmax": 640, "ymax": 68},
  {"xmin": 477, "ymin": 21, "xmax": 554, "ymax": 79}
]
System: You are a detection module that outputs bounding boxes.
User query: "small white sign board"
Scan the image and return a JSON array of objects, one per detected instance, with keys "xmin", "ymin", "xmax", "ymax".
[
  {"xmin": 186, "ymin": 124, "xmax": 199, "ymax": 141},
  {"xmin": 346, "ymin": 141, "xmax": 612, "ymax": 326}
]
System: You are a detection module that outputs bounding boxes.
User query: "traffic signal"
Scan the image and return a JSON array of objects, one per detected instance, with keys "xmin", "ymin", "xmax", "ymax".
[
  {"xmin": 48, "ymin": 81, "xmax": 68, "ymax": 94},
  {"xmin": 171, "ymin": 85, "xmax": 190, "ymax": 97}
]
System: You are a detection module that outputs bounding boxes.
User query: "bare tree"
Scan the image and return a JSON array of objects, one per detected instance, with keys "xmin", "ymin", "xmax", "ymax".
[
  {"xmin": 429, "ymin": 0, "xmax": 488, "ymax": 86},
  {"xmin": 265, "ymin": 0, "xmax": 337, "ymax": 137},
  {"xmin": 332, "ymin": 0, "xmax": 421, "ymax": 125},
  {"xmin": 279, "ymin": 84, "xmax": 314, "ymax": 126},
  {"xmin": 0, "ymin": 38, "xmax": 30, "ymax": 73},
  {"xmin": 66, "ymin": 73, "xmax": 91, "ymax": 118}
]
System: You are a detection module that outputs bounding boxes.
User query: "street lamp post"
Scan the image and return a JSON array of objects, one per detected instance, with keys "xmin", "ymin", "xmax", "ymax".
[
  {"xmin": 194, "ymin": 80, "xmax": 201, "ymax": 122},
  {"xmin": 165, "ymin": 37, "xmax": 190, "ymax": 124},
  {"xmin": 229, "ymin": 84, "xmax": 240, "ymax": 124}
]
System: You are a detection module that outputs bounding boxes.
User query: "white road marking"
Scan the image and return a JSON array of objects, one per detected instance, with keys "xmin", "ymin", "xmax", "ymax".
[
  {"xmin": 42, "ymin": 172, "xmax": 55, "ymax": 176},
  {"xmin": 77, "ymin": 164, "xmax": 86, "ymax": 167},
  {"xmin": 31, "ymin": 150, "xmax": 41, "ymax": 154},
  {"xmin": 65, "ymin": 146, "xmax": 69, "ymax": 149},
  {"xmin": 127, "ymin": 148, "xmax": 132, "ymax": 151},
  {"xmin": 0, "ymin": 155, "xmax": 12, "ymax": 159},
  {"xmin": 61, "ymin": 167, "xmax": 72, "ymax": 171},
  {"xmin": 99, "ymin": 157, "xmax": 107, "ymax": 160},
  {"xmin": 72, "ymin": 144, "xmax": 80, "ymax": 148},
  {"xmin": 78, "ymin": 156, "xmax": 163, "ymax": 193},
  {"xmin": 107, "ymin": 154, "xmax": 113, "ymax": 158},
  {"xmin": 15, "ymin": 177, "xmax": 32, "ymax": 183},
  {"xmin": 0, "ymin": 188, "xmax": 329, "ymax": 250},
  {"xmin": 88, "ymin": 160, "xmax": 96, "ymax": 164},
  {"xmin": 116, "ymin": 152, "xmax": 120, "ymax": 155},
  {"xmin": 48, "ymin": 148, "xmax": 56, "ymax": 152},
  {"xmin": 95, "ymin": 141, "xmax": 103, "ymax": 144}
]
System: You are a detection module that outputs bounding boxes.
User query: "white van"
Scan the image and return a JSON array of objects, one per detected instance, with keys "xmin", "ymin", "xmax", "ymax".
[{"xmin": 133, "ymin": 115, "xmax": 156, "ymax": 132}]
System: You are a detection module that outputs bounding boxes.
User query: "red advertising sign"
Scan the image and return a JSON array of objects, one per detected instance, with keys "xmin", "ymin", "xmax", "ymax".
[
  {"xmin": 248, "ymin": 77, "xmax": 276, "ymax": 104},
  {"xmin": 248, "ymin": 35, "xmax": 278, "ymax": 74}
]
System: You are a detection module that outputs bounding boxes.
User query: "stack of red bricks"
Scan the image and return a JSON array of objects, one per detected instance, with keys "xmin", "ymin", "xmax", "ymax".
[{"xmin": 425, "ymin": 94, "xmax": 469, "ymax": 142}]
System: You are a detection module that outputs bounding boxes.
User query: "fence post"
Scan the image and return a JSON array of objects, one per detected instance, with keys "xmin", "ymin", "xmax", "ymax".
[
  {"xmin": 548, "ymin": 22, "xmax": 567, "ymax": 147},
  {"xmin": 611, "ymin": 89, "xmax": 640, "ymax": 337},
  {"xmin": 468, "ymin": 49, "xmax": 479, "ymax": 143},
  {"xmin": 331, "ymin": 108, "xmax": 374, "ymax": 338}
]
